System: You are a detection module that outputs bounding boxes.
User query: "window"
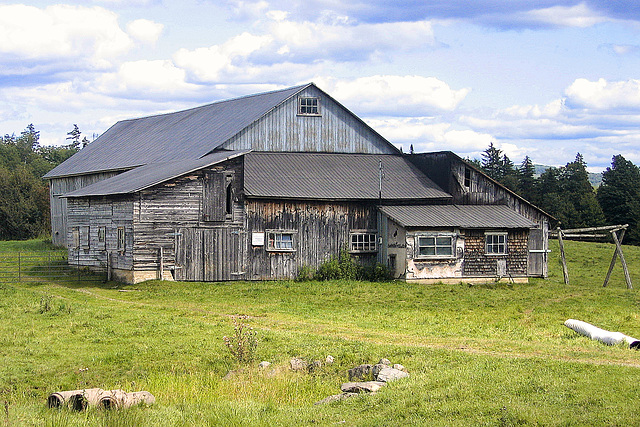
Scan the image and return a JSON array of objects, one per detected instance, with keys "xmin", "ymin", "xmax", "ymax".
[
  {"xmin": 298, "ymin": 97, "xmax": 320, "ymax": 115},
  {"xmin": 80, "ymin": 226, "xmax": 90, "ymax": 249},
  {"xmin": 350, "ymin": 231, "xmax": 378, "ymax": 253},
  {"xmin": 98, "ymin": 227, "xmax": 106, "ymax": 243},
  {"xmin": 266, "ymin": 231, "xmax": 295, "ymax": 251},
  {"xmin": 464, "ymin": 168, "xmax": 471, "ymax": 189},
  {"xmin": 416, "ymin": 234, "xmax": 455, "ymax": 258},
  {"xmin": 71, "ymin": 227, "xmax": 80, "ymax": 249},
  {"xmin": 117, "ymin": 227, "xmax": 126, "ymax": 251},
  {"xmin": 486, "ymin": 232, "xmax": 507, "ymax": 255}
]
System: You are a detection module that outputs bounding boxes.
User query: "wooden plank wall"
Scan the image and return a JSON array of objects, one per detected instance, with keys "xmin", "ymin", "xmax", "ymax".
[
  {"xmin": 49, "ymin": 171, "xmax": 122, "ymax": 246},
  {"xmin": 221, "ymin": 86, "xmax": 397, "ymax": 155},
  {"xmin": 245, "ymin": 200, "xmax": 378, "ymax": 280}
]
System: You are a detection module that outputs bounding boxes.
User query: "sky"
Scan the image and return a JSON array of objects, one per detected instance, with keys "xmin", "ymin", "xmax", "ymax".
[{"xmin": 2, "ymin": 1, "xmax": 640, "ymax": 171}]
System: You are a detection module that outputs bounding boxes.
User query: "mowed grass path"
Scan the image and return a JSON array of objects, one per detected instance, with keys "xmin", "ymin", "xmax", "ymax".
[{"xmin": 1, "ymin": 239, "xmax": 640, "ymax": 425}]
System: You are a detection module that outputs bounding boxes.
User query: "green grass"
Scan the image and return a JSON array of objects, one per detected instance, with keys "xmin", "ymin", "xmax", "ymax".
[{"xmin": 1, "ymin": 239, "xmax": 640, "ymax": 425}]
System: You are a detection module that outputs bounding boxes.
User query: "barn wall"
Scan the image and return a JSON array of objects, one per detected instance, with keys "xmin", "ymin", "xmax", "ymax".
[
  {"xmin": 221, "ymin": 86, "xmax": 397, "ymax": 155},
  {"xmin": 245, "ymin": 200, "xmax": 378, "ymax": 280},
  {"xmin": 66, "ymin": 196, "xmax": 134, "ymax": 272},
  {"xmin": 462, "ymin": 229, "xmax": 529, "ymax": 277},
  {"xmin": 49, "ymin": 172, "xmax": 122, "ymax": 246}
]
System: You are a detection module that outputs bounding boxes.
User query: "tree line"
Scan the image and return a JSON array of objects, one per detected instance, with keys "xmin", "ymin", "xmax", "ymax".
[
  {"xmin": 0, "ymin": 125, "xmax": 82, "ymax": 240},
  {"xmin": 473, "ymin": 143, "xmax": 640, "ymax": 245}
]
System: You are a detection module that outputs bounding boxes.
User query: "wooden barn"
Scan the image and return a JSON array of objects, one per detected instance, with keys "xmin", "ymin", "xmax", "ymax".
[{"xmin": 44, "ymin": 83, "xmax": 551, "ymax": 284}]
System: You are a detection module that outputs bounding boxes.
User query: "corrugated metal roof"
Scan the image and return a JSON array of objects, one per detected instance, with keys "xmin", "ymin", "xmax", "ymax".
[
  {"xmin": 44, "ymin": 84, "xmax": 309, "ymax": 178},
  {"xmin": 379, "ymin": 204, "xmax": 536, "ymax": 229},
  {"xmin": 244, "ymin": 152, "xmax": 451, "ymax": 201},
  {"xmin": 62, "ymin": 150, "xmax": 249, "ymax": 198}
]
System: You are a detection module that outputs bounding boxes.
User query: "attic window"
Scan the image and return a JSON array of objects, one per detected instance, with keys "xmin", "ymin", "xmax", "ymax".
[
  {"xmin": 464, "ymin": 168, "xmax": 471, "ymax": 189},
  {"xmin": 298, "ymin": 97, "xmax": 320, "ymax": 115}
]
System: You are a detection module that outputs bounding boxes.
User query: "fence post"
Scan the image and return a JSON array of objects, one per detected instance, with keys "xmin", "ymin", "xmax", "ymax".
[
  {"xmin": 18, "ymin": 252, "xmax": 21, "ymax": 283},
  {"xmin": 557, "ymin": 227, "xmax": 569, "ymax": 285},
  {"xmin": 159, "ymin": 247, "xmax": 164, "ymax": 281}
]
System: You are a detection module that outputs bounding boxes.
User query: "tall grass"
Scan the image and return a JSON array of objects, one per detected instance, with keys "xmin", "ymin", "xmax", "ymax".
[{"xmin": 0, "ymin": 239, "xmax": 639, "ymax": 425}]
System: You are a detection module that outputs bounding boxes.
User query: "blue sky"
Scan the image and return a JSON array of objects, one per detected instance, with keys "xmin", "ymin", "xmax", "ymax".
[{"xmin": 2, "ymin": 1, "xmax": 640, "ymax": 171}]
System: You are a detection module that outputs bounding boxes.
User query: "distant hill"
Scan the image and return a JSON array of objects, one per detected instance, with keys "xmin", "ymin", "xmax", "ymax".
[{"xmin": 533, "ymin": 164, "xmax": 602, "ymax": 188}]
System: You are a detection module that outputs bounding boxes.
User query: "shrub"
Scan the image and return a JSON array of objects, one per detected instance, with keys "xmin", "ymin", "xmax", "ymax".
[
  {"xmin": 314, "ymin": 250, "xmax": 392, "ymax": 282},
  {"xmin": 223, "ymin": 315, "xmax": 258, "ymax": 364}
]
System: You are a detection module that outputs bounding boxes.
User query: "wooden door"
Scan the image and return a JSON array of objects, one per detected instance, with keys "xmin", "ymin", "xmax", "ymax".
[{"xmin": 527, "ymin": 227, "xmax": 548, "ymax": 277}]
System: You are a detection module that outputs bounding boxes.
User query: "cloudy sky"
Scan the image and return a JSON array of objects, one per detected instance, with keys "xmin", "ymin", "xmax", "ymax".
[{"xmin": 2, "ymin": 1, "xmax": 640, "ymax": 171}]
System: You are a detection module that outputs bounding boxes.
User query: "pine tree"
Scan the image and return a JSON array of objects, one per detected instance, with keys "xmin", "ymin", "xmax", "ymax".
[
  {"xmin": 517, "ymin": 156, "xmax": 536, "ymax": 201},
  {"xmin": 597, "ymin": 155, "xmax": 640, "ymax": 244},
  {"xmin": 481, "ymin": 142, "xmax": 502, "ymax": 180}
]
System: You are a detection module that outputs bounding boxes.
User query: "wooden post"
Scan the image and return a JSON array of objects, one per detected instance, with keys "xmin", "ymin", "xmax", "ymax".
[
  {"xmin": 107, "ymin": 252, "xmax": 112, "ymax": 282},
  {"xmin": 603, "ymin": 228, "xmax": 626, "ymax": 287},
  {"xmin": 610, "ymin": 229, "xmax": 633, "ymax": 289},
  {"xmin": 18, "ymin": 252, "xmax": 21, "ymax": 282},
  {"xmin": 159, "ymin": 247, "xmax": 164, "ymax": 281},
  {"xmin": 557, "ymin": 227, "xmax": 569, "ymax": 285}
]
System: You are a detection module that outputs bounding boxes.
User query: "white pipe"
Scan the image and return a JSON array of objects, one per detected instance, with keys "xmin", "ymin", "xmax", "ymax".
[{"xmin": 564, "ymin": 319, "xmax": 640, "ymax": 348}]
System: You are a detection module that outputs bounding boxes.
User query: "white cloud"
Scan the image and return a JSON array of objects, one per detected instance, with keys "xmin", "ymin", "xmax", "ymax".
[
  {"xmin": 0, "ymin": 4, "xmax": 133, "ymax": 69},
  {"xmin": 565, "ymin": 78, "xmax": 640, "ymax": 111},
  {"xmin": 318, "ymin": 75, "xmax": 470, "ymax": 116},
  {"xmin": 174, "ymin": 32, "xmax": 273, "ymax": 82},
  {"xmin": 517, "ymin": 3, "xmax": 608, "ymax": 28},
  {"xmin": 127, "ymin": 19, "xmax": 164, "ymax": 45}
]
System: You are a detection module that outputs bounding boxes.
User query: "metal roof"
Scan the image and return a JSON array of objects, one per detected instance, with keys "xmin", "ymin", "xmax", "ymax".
[
  {"xmin": 243, "ymin": 152, "xmax": 451, "ymax": 201},
  {"xmin": 44, "ymin": 84, "xmax": 309, "ymax": 178},
  {"xmin": 62, "ymin": 150, "xmax": 249, "ymax": 198},
  {"xmin": 379, "ymin": 204, "xmax": 536, "ymax": 229}
]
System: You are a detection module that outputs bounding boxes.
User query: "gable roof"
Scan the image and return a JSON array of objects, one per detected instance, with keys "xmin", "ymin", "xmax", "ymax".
[
  {"xmin": 62, "ymin": 150, "xmax": 249, "ymax": 198},
  {"xmin": 243, "ymin": 152, "xmax": 451, "ymax": 201},
  {"xmin": 379, "ymin": 204, "xmax": 536, "ymax": 229},
  {"xmin": 45, "ymin": 84, "xmax": 312, "ymax": 179}
]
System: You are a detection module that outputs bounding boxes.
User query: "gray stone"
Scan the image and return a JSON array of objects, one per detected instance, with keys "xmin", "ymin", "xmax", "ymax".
[
  {"xmin": 222, "ymin": 368, "xmax": 244, "ymax": 380},
  {"xmin": 375, "ymin": 367, "xmax": 409, "ymax": 382},
  {"xmin": 393, "ymin": 364, "xmax": 405, "ymax": 371},
  {"xmin": 371, "ymin": 363, "xmax": 386, "ymax": 379},
  {"xmin": 378, "ymin": 358, "xmax": 391, "ymax": 366},
  {"xmin": 314, "ymin": 392, "xmax": 358, "ymax": 405},
  {"xmin": 290, "ymin": 358, "xmax": 307, "ymax": 371},
  {"xmin": 325, "ymin": 355, "xmax": 335, "ymax": 365},
  {"xmin": 341, "ymin": 381, "xmax": 386, "ymax": 393},
  {"xmin": 348, "ymin": 364, "xmax": 372, "ymax": 381},
  {"xmin": 258, "ymin": 361, "xmax": 271, "ymax": 369}
]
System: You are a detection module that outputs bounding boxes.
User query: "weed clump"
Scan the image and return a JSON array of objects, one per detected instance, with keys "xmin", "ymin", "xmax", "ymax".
[
  {"xmin": 223, "ymin": 315, "xmax": 258, "ymax": 364},
  {"xmin": 305, "ymin": 249, "xmax": 392, "ymax": 282}
]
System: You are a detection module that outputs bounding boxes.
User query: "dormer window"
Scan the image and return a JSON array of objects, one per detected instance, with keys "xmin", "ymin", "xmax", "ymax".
[{"xmin": 298, "ymin": 97, "xmax": 320, "ymax": 115}]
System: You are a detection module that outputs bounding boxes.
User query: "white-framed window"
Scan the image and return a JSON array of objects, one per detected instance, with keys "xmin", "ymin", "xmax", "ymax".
[
  {"xmin": 486, "ymin": 232, "xmax": 507, "ymax": 255},
  {"xmin": 266, "ymin": 230, "xmax": 296, "ymax": 252},
  {"xmin": 117, "ymin": 227, "xmax": 126, "ymax": 251},
  {"xmin": 298, "ymin": 97, "xmax": 320, "ymax": 115},
  {"xmin": 416, "ymin": 233, "xmax": 455, "ymax": 259},
  {"xmin": 350, "ymin": 231, "xmax": 378, "ymax": 253}
]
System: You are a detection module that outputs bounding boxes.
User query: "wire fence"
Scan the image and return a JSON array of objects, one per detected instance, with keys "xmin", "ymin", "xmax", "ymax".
[{"xmin": 0, "ymin": 251, "xmax": 107, "ymax": 284}]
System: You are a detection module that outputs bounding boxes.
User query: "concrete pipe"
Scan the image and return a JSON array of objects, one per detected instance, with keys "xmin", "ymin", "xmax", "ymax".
[
  {"xmin": 47, "ymin": 388, "xmax": 104, "ymax": 410},
  {"xmin": 564, "ymin": 319, "xmax": 640, "ymax": 349},
  {"xmin": 97, "ymin": 389, "xmax": 128, "ymax": 410}
]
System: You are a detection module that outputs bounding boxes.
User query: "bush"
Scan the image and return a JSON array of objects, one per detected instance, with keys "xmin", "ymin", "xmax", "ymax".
[
  {"xmin": 223, "ymin": 315, "xmax": 258, "ymax": 364},
  {"xmin": 314, "ymin": 250, "xmax": 392, "ymax": 282}
]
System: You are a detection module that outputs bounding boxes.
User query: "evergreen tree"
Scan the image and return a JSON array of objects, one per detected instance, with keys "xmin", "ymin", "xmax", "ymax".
[
  {"xmin": 481, "ymin": 142, "xmax": 503, "ymax": 180},
  {"xmin": 516, "ymin": 156, "xmax": 536, "ymax": 201},
  {"xmin": 557, "ymin": 154, "xmax": 605, "ymax": 228},
  {"xmin": 66, "ymin": 124, "xmax": 82, "ymax": 148},
  {"xmin": 597, "ymin": 155, "xmax": 640, "ymax": 244}
]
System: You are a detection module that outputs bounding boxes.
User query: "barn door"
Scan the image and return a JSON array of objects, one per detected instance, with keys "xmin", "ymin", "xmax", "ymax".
[
  {"xmin": 528, "ymin": 227, "xmax": 548, "ymax": 277},
  {"xmin": 175, "ymin": 227, "xmax": 245, "ymax": 281}
]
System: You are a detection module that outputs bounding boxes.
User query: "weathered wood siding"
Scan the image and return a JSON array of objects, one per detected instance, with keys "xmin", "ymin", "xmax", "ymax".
[
  {"xmin": 245, "ymin": 200, "xmax": 378, "ymax": 280},
  {"xmin": 49, "ymin": 172, "xmax": 122, "ymax": 246},
  {"xmin": 221, "ymin": 86, "xmax": 397, "ymax": 154},
  {"xmin": 66, "ymin": 196, "xmax": 134, "ymax": 271},
  {"xmin": 462, "ymin": 229, "xmax": 529, "ymax": 277}
]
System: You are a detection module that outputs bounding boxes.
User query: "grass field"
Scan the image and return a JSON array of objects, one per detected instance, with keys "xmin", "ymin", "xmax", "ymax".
[{"xmin": 1, "ymin": 239, "xmax": 640, "ymax": 426}]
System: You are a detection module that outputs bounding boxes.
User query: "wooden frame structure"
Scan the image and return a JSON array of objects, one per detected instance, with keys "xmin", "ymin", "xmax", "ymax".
[{"xmin": 551, "ymin": 225, "xmax": 632, "ymax": 289}]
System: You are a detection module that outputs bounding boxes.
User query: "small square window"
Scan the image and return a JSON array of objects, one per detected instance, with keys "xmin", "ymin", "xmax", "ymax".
[
  {"xmin": 266, "ymin": 231, "xmax": 295, "ymax": 252},
  {"xmin": 486, "ymin": 232, "xmax": 507, "ymax": 255},
  {"xmin": 350, "ymin": 232, "xmax": 378, "ymax": 253},
  {"xmin": 416, "ymin": 234, "xmax": 455, "ymax": 258},
  {"xmin": 298, "ymin": 97, "xmax": 320, "ymax": 115}
]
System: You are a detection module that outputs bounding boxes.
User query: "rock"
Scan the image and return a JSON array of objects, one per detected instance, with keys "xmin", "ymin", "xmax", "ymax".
[
  {"xmin": 314, "ymin": 392, "xmax": 358, "ymax": 405},
  {"xmin": 290, "ymin": 358, "xmax": 307, "ymax": 371},
  {"xmin": 378, "ymin": 358, "xmax": 391, "ymax": 366},
  {"xmin": 308, "ymin": 360, "xmax": 322, "ymax": 372},
  {"xmin": 341, "ymin": 381, "xmax": 386, "ymax": 393},
  {"xmin": 393, "ymin": 364, "xmax": 405, "ymax": 371},
  {"xmin": 223, "ymin": 368, "xmax": 244, "ymax": 380},
  {"xmin": 348, "ymin": 364, "xmax": 372, "ymax": 381},
  {"xmin": 371, "ymin": 364, "xmax": 386, "ymax": 379},
  {"xmin": 375, "ymin": 367, "xmax": 409, "ymax": 382},
  {"xmin": 258, "ymin": 361, "xmax": 271, "ymax": 369},
  {"xmin": 325, "ymin": 355, "xmax": 335, "ymax": 365}
]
